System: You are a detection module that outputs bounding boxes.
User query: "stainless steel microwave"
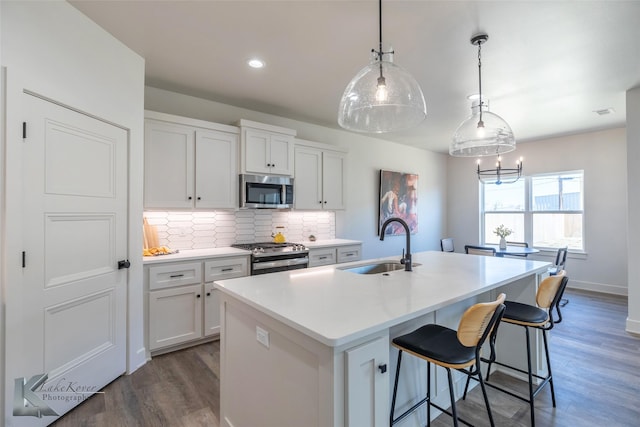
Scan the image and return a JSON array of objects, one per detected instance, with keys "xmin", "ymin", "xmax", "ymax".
[{"xmin": 239, "ymin": 174, "xmax": 294, "ymax": 209}]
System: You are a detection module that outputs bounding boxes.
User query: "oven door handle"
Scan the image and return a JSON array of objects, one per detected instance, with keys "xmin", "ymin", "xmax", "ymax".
[{"xmin": 252, "ymin": 257, "xmax": 309, "ymax": 271}]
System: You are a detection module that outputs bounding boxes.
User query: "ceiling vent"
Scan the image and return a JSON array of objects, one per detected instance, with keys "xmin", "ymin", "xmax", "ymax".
[{"xmin": 593, "ymin": 108, "xmax": 615, "ymax": 116}]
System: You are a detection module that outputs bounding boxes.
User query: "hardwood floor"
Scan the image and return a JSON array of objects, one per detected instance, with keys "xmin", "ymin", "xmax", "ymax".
[{"xmin": 52, "ymin": 289, "xmax": 640, "ymax": 427}]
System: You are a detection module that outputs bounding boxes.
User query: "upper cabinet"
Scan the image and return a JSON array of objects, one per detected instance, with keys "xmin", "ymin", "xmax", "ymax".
[
  {"xmin": 144, "ymin": 111, "xmax": 239, "ymax": 209},
  {"xmin": 238, "ymin": 119, "xmax": 296, "ymax": 176},
  {"xmin": 294, "ymin": 139, "xmax": 347, "ymax": 210}
]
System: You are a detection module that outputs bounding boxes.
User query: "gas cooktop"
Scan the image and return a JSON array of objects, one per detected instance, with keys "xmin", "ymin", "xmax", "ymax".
[{"xmin": 231, "ymin": 242, "xmax": 308, "ymax": 256}]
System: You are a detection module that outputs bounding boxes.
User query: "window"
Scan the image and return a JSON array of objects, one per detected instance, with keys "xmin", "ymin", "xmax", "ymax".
[{"xmin": 481, "ymin": 171, "xmax": 584, "ymax": 251}]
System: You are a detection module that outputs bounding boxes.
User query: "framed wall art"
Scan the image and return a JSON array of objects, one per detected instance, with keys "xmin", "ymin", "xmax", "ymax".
[{"xmin": 378, "ymin": 169, "xmax": 418, "ymax": 236}]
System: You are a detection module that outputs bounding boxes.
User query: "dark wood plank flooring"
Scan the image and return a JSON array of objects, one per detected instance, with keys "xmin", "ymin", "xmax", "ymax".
[{"xmin": 52, "ymin": 289, "xmax": 640, "ymax": 427}]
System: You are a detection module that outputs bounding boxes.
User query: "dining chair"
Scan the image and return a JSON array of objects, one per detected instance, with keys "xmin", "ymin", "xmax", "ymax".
[
  {"xmin": 464, "ymin": 245, "xmax": 496, "ymax": 256},
  {"xmin": 548, "ymin": 246, "xmax": 568, "ymax": 275},
  {"xmin": 440, "ymin": 238, "xmax": 454, "ymax": 252},
  {"xmin": 506, "ymin": 241, "xmax": 529, "ymax": 257}
]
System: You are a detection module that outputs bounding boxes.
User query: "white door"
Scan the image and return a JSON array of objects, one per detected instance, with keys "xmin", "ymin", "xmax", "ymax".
[{"xmin": 11, "ymin": 93, "xmax": 128, "ymax": 424}]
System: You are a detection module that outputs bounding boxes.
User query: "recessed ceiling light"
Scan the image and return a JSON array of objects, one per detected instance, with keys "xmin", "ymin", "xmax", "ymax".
[{"xmin": 247, "ymin": 59, "xmax": 265, "ymax": 69}]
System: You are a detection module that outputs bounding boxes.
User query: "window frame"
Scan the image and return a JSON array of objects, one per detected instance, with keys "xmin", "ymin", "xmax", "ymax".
[{"xmin": 480, "ymin": 170, "xmax": 585, "ymax": 252}]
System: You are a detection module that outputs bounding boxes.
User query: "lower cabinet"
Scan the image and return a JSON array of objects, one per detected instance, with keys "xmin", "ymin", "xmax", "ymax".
[
  {"xmin": 147, "ymin": 255, "xmax": 249, "ymax": 352},
  {"xmin": 308, "ymin": 243, "xmax": 362, "ymax": 267},
  {"xmin": 345, "ymin": 335, "xmax": 389, "ymax": 427}
]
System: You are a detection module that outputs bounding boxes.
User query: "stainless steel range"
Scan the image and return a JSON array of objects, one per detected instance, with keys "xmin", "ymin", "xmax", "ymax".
[{"xmin": 231, "ymin": 242, "xmax": 309, "ymax": 275}]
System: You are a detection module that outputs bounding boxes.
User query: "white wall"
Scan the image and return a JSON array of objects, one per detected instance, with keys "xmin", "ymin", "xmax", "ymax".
[
  {"xmin": 447, "ymin": 127, "xmax": 628, "ymax": 295},
  {"xmin": 1, "ymin": 1, "xmax": 145, "ymax": 422},
  {"xmin": 145, "ymin": 87, "xmax": 448, "ymax": 260},
  {"xmin": 626, "ymin": 87, "xmax": 640, "ymax": 334}
]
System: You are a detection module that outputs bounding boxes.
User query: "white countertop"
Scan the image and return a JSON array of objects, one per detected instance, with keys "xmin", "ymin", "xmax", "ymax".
[
  {"xmin": 143, "ymin": 247, "xmax": 251, "ymax": 264},
  {"xmin": 302, "ymin": 239, "xmax": 361, "ymax": 248},
  {"xmin": 142, "ymin": 239, "xmax": 361, "ymax": 264},
  {"xmin": 214, "ymin": 251, "xmax": 550, "ymax": 347}
]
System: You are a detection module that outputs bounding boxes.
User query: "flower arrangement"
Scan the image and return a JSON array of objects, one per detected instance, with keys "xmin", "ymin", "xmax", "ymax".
[{"xmin": 493, "ymin": 224, "xmax": 513, "ymax": 239}]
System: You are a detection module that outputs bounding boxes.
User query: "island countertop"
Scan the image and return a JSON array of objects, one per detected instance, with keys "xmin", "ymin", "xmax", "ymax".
[{"xmin": 214, "ymin": 250, "xmax": 550, "ymax": 347}]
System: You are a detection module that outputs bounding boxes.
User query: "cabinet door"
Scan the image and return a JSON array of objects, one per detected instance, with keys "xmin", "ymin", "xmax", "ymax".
[
  {"xmin": 269, "ymin": 133, "xmax": 293, "ymax": 175},
  {"xmin": 244, "ymin": 129, "xmax": 271, "ymax": 174},
  {"xmin": 203, "ymin": 256, "xmax": 249, "ymax": 282},
  {"xmin": 322, "ymin": 151, "xmax": 346, "ymax": 210},
  {"xmin": 308, "ymin": 247, "xmax": 337, "ymax": 267},
  {"xmin": 195, "ymin": 130, "xmax": 237, "ymax": 208},
  {"xmin": 204, "ymin": 283, "xmax": 220, "ymax": 336},
  {"xmin": 345, "ymin": 336, "xmax": 389, "ymax": 427},
  {"xmin": 149, "ymin": 284, "xmax": 203, "ymax": 350},
  {"xmin": 144, "ymin": 120, "xmax": 194, "ymax": 208},
  {"xmin": 337, "ymin": 245, "xmax": 362, "ymax": 263},
  {"xmin": 294, "ymin": 147, "xmax": 323, "ymax": 210}
]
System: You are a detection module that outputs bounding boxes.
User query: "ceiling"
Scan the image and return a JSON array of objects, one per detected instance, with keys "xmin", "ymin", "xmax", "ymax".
[{"xmin": 69, "ymin": 0, "xmax": 640, "ymax": 153}]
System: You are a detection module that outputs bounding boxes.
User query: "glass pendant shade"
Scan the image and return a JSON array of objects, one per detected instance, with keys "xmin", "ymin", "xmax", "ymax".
[
  {"xmin": 450, "ymin": 101, "xmax": 516, "ymax": 157},
  {"xmin": 338, "ymin": 56, "xmax": 427, "ymax": 133}
]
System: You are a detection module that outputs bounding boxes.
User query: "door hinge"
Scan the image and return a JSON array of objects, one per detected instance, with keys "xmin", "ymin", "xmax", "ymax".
[
  {"xmin": 22, "ymin": 251, "xmax": 26, "ymax": 268},
  {"xmin": 22, "ymin": 122, "xmax": 27, "ymax": 139}
]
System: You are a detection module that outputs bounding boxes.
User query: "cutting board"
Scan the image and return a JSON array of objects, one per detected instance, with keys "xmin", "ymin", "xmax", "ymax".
[{"xmin": 143, "ymin": 217, "xmax": 159, "ymax": 249}]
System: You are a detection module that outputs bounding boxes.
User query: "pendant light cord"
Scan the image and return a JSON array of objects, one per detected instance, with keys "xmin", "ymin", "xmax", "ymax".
[{"xmin": 477, "ymin": 40, "xmax": 484, "ymax": 125}]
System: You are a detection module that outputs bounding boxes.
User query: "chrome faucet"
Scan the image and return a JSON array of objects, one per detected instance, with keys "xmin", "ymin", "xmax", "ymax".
[{"xmin": 379, "ymin": 217, "xmax": 412, "ymax": 271}]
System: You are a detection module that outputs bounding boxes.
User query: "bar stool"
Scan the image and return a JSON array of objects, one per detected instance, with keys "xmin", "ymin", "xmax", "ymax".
[
  {"xmin": 390, "ymin": 293, "xmax": 506, "ymax": 427},
  {"xmin": 479, "ymin": 271, "xmax": 568, "ymax": 427}
]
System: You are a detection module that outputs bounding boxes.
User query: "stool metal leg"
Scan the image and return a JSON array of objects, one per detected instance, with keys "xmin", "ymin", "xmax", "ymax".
[
  {"xmin": 445, "ymin": 367, "xmax": 459, "ymax": 427},
  {"xmin": 427, "ymin": 361, "xmax": 431, "ymax": 427},
  {"xmin": 542, "ymin": 330, "xmax": 556, "ymax": 407},
  {"xmin": 477, "ymin": 370, "xmax": 496, "ymax": 427},
  {"xmin": 525, "ymin": 326, "xmax": 536, "ymax": 427},
  {"xmin": 390, "ymin": 350, "xmax": 403, "ymax": 426}
]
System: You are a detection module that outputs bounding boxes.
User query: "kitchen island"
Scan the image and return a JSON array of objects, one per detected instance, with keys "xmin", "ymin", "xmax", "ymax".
[{"xmin": 214, "ymin": 250, "xmax": 550, "ymax": 427}]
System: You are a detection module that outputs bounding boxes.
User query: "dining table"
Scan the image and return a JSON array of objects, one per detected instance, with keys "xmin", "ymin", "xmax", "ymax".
[{"xmin": 485, "ymin": 244, "xmax": 540, "ymax": 257}]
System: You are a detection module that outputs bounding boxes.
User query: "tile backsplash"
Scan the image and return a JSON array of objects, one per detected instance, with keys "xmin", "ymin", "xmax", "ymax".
[{"xmin": 144, "ymin": 210, "xmax": 336, "ymax": 250}]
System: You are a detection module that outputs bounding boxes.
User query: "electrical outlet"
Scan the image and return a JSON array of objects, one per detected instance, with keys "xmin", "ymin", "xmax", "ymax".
[{"xmin": 256, "ymin": 326, "xmax": 270, "ymax": 348}]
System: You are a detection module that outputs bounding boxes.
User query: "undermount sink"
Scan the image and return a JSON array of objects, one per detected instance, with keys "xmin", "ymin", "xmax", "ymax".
[{"xmin": 339, "ymin": 262, "xmax": 422, "ymax": 275}]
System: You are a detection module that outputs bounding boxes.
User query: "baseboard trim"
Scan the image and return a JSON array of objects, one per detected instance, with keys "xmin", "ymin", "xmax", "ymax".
[
  {"xmin": 128, "ymin": 347, "xmax": 147, "ymax": 374},
  {"xmin": 567, "ymin": 280, "xmax": 628, "ymax": 296},
  {"xmin": 626, "ymin": 318, "xmax": 640, "ymax": 336}
]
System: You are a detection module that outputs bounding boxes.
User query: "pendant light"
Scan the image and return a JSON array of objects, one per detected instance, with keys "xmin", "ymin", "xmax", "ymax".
[
  {"xmin": 338, "ymin": 0, "xmax": 426, "ymax": 133},
  {"xmin": 450, "ymin": 33, "xmax": 516, "ymax": 156}
]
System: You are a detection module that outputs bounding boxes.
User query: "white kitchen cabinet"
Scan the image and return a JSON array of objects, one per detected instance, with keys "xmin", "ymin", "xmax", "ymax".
[
  {"xmin": 238, "ymin": 119, "xmax": 296, "ymax": 176},
  {"xmin": 144, "ymin": 111, "xmax": 239, "ymax": 209},
  {"xmin": 147, "ymin": 255, "xmax": 249, "ymax": 352},
  {"xmin": 337, "ymin": 245, "xmax": 362, "ymax": 263},
  {"xmin": 308, "ymin": 243, "xmax": 362, "ymax": 267},
  {"xmin": 203, "ymin": 257, "xmax": 249, "ymax": 336},
  {"xmin": 345, "ymin": 335, "xmax": 389, "ymax": 427},
  {"xmin": 149, "ymin": 283, "xmax": 203, "ymax": 350},
  {"xmin": 294, "ymin": 139, "xmax": 347, "ymax": 210},
  {"xmin": 308, "ymin": 247, "xmax": 337, "ymax": 267}
]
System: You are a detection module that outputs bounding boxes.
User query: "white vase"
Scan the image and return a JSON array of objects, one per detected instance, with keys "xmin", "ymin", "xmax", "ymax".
[{"xmin": 499, "ymin": 237, "xmax": 507, "ymax": 249}]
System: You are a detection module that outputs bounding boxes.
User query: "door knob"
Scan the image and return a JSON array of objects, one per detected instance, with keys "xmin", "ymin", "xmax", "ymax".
[{"xmin": 118, "ymin": 260, "xmax": 131, "ymax": 269}]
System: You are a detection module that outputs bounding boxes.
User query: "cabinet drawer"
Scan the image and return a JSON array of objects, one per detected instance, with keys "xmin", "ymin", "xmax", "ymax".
[
  {"xmin": 309, "ymin": 248, "xmax": 337, "ymax": 267},
  {"xmin": 337, "ymin": 245, "xmax": 362, "ymax": 263},
  {"xmin": 204, "ymin": 256, "xmax": 249, "ymax": 282},
  {"xmin": 149, "ymin": 262, "xmax": 202, "ymax": 290}
]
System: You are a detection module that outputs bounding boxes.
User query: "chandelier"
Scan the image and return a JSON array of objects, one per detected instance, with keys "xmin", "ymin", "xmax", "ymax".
[{"xmin": 477, "ymin": 156, "xmax": 523, "ymax": 185}]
